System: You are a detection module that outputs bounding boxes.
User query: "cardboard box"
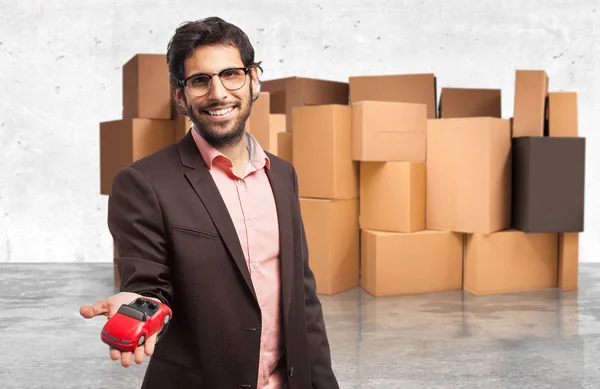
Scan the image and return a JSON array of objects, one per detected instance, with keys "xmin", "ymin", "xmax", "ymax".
[
  {"xmin": 300, "ymin": 197, "xmax": 359, "ymax": 295},
  {"xmin": 438, "ymin": 87, "xmax": 501, "ymax": 118},
  {"xmin": 246, "ymin": 93, "xmax": 286, "ymax": 153},
  {"xmin": 100, "ymin": 119, "xmax": 175, "ymax": 195},
  {"xmin": 559, "ymin": 232, "xmax": 579, "ymax": 291},
  {"xmin": 246, "ymin": 91, "xmax": 270, "ymax": 143},
  {"xmin": 511, "ymin": 137, "xmax": 585, "ymax": 232},
  {"xmin": 464, "ymin": 230, "xmax": 558, "ymax": 295},
  {"xmin": 360, "ymin": 229, "xmax": 463, "ymax": 297},
  {"xmin": 123, "ymin": 54, "xmax": 172, "ymax": 120},
  {"xmin": 426, "ymin": 117, "xmax": 512, "ymax": 234},
  {"xmin": 292, "ymin": 105, "xmax": 358, "ymax": 200},
  {"xmin": 548, "ymin": 92, "xmax": 578, "ymax": 137},
  {"xmin": 277, "ymin": 132, "xmax": 293, "ymax": 164},
  {"xmin": 512, "ymin": 70, "xmax": 549, "ymax": 137},
  {"xmin": 349, "ymin": 73, "xmax": 437, "ymax": 119},
  {"xmin": 260, "ymin": 77, "xmax": 349, "ymax": 130},
  {"xmin": 266, "ymin": 114, "xmax": 286, "ymax": 154},
  {"xmin": 352, "ymin": 101, "xmax": 427, "ymax": 161},
  {"xmin": 360, "ymin": 162, "xmax": 425, "ymax": 232}
]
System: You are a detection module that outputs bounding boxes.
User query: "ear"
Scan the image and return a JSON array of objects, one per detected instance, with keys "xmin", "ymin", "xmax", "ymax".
[
  {"xmin": 250, "ymin": 68, "xmax": 261, "ymax": 101},
  {"xmin": 173, "ymin": 88, "xmax": 188, "ymax": 115}
]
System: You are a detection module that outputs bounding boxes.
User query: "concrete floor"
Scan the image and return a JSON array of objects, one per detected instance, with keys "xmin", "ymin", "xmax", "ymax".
[{"xmin": 1, "ymin": 264, "xmax": 600, "ymax": 389}]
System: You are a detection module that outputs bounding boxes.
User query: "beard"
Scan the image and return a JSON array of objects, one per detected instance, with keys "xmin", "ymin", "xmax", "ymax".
[{"xmin": 187, "ymin": 85, "xmax": 254, "ymax": 149}]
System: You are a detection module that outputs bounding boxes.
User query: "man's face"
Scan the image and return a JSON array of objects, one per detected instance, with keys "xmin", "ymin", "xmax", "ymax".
[{"xmin": 175, "ymin": 45, "xmax": 256, "ymax": 149}]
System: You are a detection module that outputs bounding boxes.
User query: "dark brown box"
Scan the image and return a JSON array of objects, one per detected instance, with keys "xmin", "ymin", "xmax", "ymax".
[
  {"xmin": 349, "ymin": 73, "xmax": 437, "ymax": 119},
  {"xmin": 438, "ymin": 87, "xmax": 501, "ymax": 118},
  {"xmin": 511, "ymin": 137, "xmax": 585, "ymax": 232},
  {"xmin": 260, "ymin": 77, "xmax": 349, "ymax": 131}
]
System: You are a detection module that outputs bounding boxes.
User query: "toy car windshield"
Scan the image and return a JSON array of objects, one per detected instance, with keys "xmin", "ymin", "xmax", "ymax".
[{"xmin": 117, "ymin": 304, "xmax": 148, "ymax": 322}]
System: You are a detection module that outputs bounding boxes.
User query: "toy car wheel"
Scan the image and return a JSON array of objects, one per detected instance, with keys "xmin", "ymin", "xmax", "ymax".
[{"xmin": 137, "ymin": 334, "xmax": 146, "ymax": 347}]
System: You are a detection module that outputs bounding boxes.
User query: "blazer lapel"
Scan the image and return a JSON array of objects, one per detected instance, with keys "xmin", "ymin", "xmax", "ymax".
[
  {"xmin": 177, "ymin": 132, "xmax": 257, "ymax": 302},
  {"xmin": 265, "ymin": 165, "xmax": 294, "ymax": 322}
]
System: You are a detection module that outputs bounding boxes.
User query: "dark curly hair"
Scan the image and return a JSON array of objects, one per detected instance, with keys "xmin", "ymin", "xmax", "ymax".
[{"xmin": 166, "ymin": 17, "xmax": 261, "ymax": 92}]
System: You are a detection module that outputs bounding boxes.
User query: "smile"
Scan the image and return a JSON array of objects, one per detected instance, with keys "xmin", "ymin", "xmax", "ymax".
[{"xmin": 205, "ymin": 107, "xmax": 235, "ymax": 116}]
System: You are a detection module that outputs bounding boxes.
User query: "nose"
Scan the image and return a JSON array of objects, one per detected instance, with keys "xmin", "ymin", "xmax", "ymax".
[{"xmin": 207, "ymin": 74, "xmax": 228, "ymax": 101}]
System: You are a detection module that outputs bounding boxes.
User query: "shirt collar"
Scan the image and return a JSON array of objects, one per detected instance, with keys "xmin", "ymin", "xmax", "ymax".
[{"xmin": 191, "ymin": 125, "xmax": 270, "ymax": 170}]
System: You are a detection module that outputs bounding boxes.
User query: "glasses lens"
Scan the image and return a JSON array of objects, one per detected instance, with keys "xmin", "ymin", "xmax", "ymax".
[
  {"xmin": 221, "ymin": 68, "xmax": 246, "ymax": 90},
  {"xmin": 186, "ymin": 75, "xmax": 210, "ymax": 96}
]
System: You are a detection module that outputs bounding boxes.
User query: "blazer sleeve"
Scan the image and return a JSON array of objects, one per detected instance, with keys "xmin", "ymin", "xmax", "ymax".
[
  {"xmin": 108, "ymin": 166, "xmax": 174, "ymax": 307},
  {"xmin": 292, "ymin": 166, "xmax": 340, "ymax": 389}
]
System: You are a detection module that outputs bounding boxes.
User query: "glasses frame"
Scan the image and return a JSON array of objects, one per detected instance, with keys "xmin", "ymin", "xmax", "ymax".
[{"xmin": 180, "ymin": 62, "xmax": 263, "ymax": 97}]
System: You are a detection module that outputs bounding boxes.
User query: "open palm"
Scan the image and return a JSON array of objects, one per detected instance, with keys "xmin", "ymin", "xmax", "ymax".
[{"xmin": 79, "ymin": 292, "xmax": 162, "ymax": 367}]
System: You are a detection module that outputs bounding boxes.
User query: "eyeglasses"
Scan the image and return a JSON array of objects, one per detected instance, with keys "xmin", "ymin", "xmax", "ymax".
[{"xmin": 180, "ymin": 63, "xmax": 263, "ymax": 97}]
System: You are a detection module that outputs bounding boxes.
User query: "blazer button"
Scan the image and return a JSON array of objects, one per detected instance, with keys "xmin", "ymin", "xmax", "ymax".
[{"xmin": 288, "ymin": 366, "xmax": 294, "ymax": 377}]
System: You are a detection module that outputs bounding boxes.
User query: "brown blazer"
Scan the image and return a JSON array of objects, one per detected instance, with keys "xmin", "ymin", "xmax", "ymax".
[{"xmin": 108, "ymin": 130, "xmax": 339, "ymax": 389}]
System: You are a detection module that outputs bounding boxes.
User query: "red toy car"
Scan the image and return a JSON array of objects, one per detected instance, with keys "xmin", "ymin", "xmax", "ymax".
[{"xmin": 101, "ymin": 297, "xmax": 172, "ymax": 352}]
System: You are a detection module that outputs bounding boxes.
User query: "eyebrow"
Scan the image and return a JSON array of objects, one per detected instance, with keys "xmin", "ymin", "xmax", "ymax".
[{"xmin": 186, "ymin": 66, "xmax": 243, "ymax": 78}]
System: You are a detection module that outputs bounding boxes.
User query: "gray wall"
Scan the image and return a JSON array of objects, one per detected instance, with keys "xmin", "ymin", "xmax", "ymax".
[{"xmin": 1, "ymin": 0, "xmax": 598, "ymax": 263}]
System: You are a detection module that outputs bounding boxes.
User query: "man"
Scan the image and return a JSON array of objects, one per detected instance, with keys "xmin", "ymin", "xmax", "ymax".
[{"xmin": 79, "ymin": 16, "xmax": 340, "ymax": 389}]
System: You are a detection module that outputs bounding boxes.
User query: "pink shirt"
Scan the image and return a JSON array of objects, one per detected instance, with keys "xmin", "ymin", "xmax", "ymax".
[{"xmin": 192, "ymin": 128, "xmax": 284, "ymax": 389}]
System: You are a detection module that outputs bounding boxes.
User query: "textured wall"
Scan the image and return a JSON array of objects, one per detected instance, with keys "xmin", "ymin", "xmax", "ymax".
[{"xmin": 0, "ymin": 0, "xmax": 598, "ymax": 263}]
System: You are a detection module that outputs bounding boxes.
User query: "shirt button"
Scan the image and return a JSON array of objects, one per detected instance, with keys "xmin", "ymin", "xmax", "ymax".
[
  {"xmin": 247, "ymin": 219, "xmax": 253, "ymax": 226},
  {"xmin": 251, "ymin": 261, "xmax": 258, "ymax": 269},
  {"xmin": 237, "ymin": 180, "xmax": 243, "ymax": 185}
]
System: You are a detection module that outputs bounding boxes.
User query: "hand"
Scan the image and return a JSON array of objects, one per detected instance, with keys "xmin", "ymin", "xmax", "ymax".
[{"xmin": 79, "ymin": 292, "xmax": 162, "ymax": 367}]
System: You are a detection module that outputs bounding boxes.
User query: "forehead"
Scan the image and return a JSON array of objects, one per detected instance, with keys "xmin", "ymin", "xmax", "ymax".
[{"xmin": 184, "ymin": 45, "xmax": 243, "ymax": 77}]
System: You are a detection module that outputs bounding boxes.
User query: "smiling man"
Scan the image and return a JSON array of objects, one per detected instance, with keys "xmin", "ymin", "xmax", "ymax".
[{"xmin": 79, "ymin": 16, "xmax": 340, "ymax": 389}]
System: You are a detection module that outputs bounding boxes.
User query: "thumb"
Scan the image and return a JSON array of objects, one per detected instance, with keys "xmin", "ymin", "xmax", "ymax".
[
  {"xmin": 144, "ymin": 332, "xmax": 159, "ymax": 356},
  {"xmin": 79, "ymin": 300, "xmax": 109, "ymax": 319}
]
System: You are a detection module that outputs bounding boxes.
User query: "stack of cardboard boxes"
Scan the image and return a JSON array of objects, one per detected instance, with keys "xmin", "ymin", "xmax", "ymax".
[
  {"xmin": 263, "ymin": 71, "xmax": 584, "ymax": 297},
  {"xmin": 101, "ymin": 53, "xmax": 584, "ymax": 297}
]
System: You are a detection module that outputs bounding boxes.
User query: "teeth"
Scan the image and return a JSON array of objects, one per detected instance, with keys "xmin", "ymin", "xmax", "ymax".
[{"xmin": 207, "ymin": 107, "xmax": 234, "ymax": 116}]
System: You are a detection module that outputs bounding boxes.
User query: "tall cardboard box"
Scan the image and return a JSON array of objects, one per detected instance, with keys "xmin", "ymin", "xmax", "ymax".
[
  {"xmin": 349, "ymin": 73, "xmax": 437, "ymax": 119},
  {"xmin": 426, "ymin": 117, "xmax": 512, "ymax": 234},
  {"xmin": 123, "ymin": 54, "xmax": 172, "ymax": 120},
  {"xmin": 360, "ymin": 162, "xmax": 425, "ymax": 232},
  {"xmin": 464, "ymin": 230, "xmax": 558, "ymax": 295},
  {"xmin": 512, "ymin": 70, "xmax": 549, "ymax": 137},
  {"xmin": 511, "ymin": 137, "xmax": 585, "ymax": 232},
  {"xmin": 99, "ymin": 119, "xmax": 175, "ymax": 194},
  {"xmin": 352, "ymin": 101, "xmax": 427, "ymax": 161},
  {"xmin": 559, "ymin": 232, "xmax": 579, "ymax": 291},
  {"xmin": 438, "ymin": 87, "xmax": 501, "ymax": 118},
  {"xmin": 277, "ymin": 132, "xmax": 293, "ymax": 164},
  {"xmin": 292, "ymin": 105, "xmax": 358, "ymax": 199},
  {"xmin": 300, "ymin": 198, "xmax": 359, "ymax": 295},
  {"xmin": 260, "ymin": 77, "xmax": 349, "ymax": 130},
  {"xmin": 548, "ymin": 92, "xmax": 578, "ymax": 137},
  {"xmin": 360, "ymin": 229, "xmax": 463, "ymax": 297}
]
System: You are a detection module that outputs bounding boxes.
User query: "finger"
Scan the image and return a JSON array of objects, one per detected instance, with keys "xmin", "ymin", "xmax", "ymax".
[
  {"xmin": 79, "ymin": 300, "xmax": 109, "ymax": 319},
  {"xmin": 109, "ymin": 347, "xmax": 121, "ymax": 361},
  {"xmin": 121, "ymin": 351, "xmax": 132, "ymax": 368},
  {"xmin": 133, "ymin": 345, "xmax": 146, "ymax": 364},
  {"xmin": 144, "ymin": 333, "xmax": 158, "ymax": 356}
]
